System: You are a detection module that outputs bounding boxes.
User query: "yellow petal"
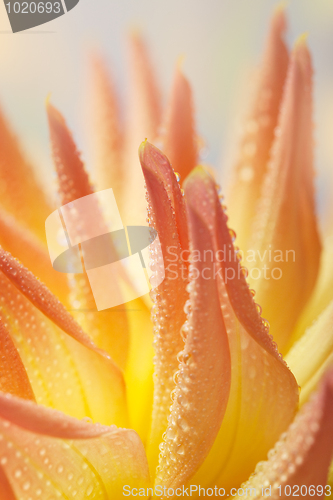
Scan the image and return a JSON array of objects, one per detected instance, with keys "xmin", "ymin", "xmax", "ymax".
[
  {"xmin": 0, "ymin": 105, "xmax": 52, "ymax": 242},
  {"xmin": 232, "ymin": 370, "xmax": 333, "ymax": 500},
  {"xmin": 247, "ymin": 37, "xmax": 321, "ymax": 352},
  {"xmin": 0, "ymin": 392, "xmax": 149, "ymax": 499},
  {"xmin": 227, "ymin": 7, "xmax": 289, "ymax": 251},
  {"xmin": 287, "ymin": 231, "xmax": 333, "ymax": 350},
  {"xmin": 125, "ymin": 297, "xmax": 154, "ymax": 444},
  {"xmin": 286, "ymin": 299, "xmax": 333, "ymax": 404},
  {"xmin": 0, "ymin": 247, "xmax": 128, "ymax": 427}
]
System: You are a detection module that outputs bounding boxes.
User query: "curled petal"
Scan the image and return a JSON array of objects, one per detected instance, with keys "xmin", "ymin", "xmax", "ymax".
[
  {"xmin": 0, "ymin": 319, "xmax": 34, "ymax": 401},
  {"xmin": 0, "ymin": 393, "xmax": 150, "ymax": 499},
  {"xmin": 228, "ymin": 6, "xmax": 289, "ymax": 250},
  {"xmin": 232, "ymin": 370, "xmax": 333, "ymax": 499},
  {"xmin": 185, "ymin": 168, "xmax": 298, "ymax": 490},
  {"xmin": 162, "ymin": 63, "xmax": 197, "ymax": 181},
  {"xmin": 248, "ymin": 38, "xmax": 321, "ymax": 352},
  {"xmin": 139, "ymin": 142, "xmax": 188, "ymax": 472}
]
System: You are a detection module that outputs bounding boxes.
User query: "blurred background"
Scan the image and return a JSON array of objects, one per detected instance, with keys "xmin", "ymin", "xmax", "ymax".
[{"xmin": 0, "ymin": 0, "xmax": 332, "ymax": 227}]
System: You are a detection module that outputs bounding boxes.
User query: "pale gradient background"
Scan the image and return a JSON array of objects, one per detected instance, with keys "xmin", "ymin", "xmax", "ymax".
[{"xmin": 0, "ymin": 0, "xmax": 332, "ymax": 227}]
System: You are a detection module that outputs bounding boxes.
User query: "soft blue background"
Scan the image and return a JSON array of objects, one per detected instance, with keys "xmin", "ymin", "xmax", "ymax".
[{"xmin": 0, "ymin": 0, "xmax": 332, "ymax": 225}]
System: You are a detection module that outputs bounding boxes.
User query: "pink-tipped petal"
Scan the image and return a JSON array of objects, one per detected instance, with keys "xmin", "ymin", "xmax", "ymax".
[
  {"xmin": 162, "ymin": 64, "xmax": 197, "ymax": 181},
  {"xmin": 139, "ymin": 142, "xmax": 188, "ymax": 472},
  {"xmin": 155, "ymin": 173, "xmax": 231, "ymax": 489},
  {"xmin": 47, "ymin": 102, "xmax": 129, "ymax": 369},
  {"xmin": 122, "ymin": 33, "xmax": 162, "ymax": 226},
  {"xmin": 90, "ymin": 55, "xmax": 124, "ymax": 196},
  {"xmin": 185, "ymin": 168, "xmax": 298, "ymax": 490},
  {"xmin": 0, "ymin": 319, "xmax": 35, "ymax": 401},
  {"xmin": 0, "ymin": 392, "xmax": 110, "ymax": 438},
  {"xmin": 228, "ymin": 7, "xmax": 289, "ymax": 251},
  {"xmin": 0, "ymin": 394, "xmax": 150, "ymax": 499},
  {"xmin": 0, "ymin": 105, "xmax": 52, "ymax": 241},
  {"xmin": 249, "ymin": 38, "xmax": 321, "ymax": 352},
  {"xmin": 232, "ymin": 370, "xmax": 333, "ymax": 499},
  {"xmin": 0, "ymin": 252, "xmax": 128, "ymax": 427}
]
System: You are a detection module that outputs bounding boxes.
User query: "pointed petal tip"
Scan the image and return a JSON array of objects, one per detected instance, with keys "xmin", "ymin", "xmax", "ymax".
[
  {"xmin": 271, "ymin": 2, "xmax": 287, "ymax": 33},
  {"xmin": 294, "ymin": 32, "xmax": 309, "ymax": 48}
]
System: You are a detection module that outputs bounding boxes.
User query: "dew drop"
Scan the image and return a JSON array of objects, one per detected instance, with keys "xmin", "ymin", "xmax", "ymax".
[
  {"xmin": 174, "ymin": 172, "xmax": 181, "ymax": 183},
  {"xmin": 229, "ymin": 229, "xmax": 236, "ymax": 242}
]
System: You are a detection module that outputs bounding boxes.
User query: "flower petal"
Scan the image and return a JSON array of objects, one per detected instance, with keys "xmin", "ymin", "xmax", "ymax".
[
  {"xmin": 161, "ymin": 63, "xmax": 197, "ymax": 181},
  {"xmin": 286, "ymin": 300, "xmax": 333, "ymax": 404},
  {"xmin": 0, "ymin": 393, "xmax": 150, "ymax": 500},
  {"xmin": 184, "ymin": 167, "xmax": 298, "ymax": 491},
  {"xmin": 90, "ymin": 55, "xmax": 124, "ymax": 197},
  {"xmin": 154, "ymin": 169, "xmax": 231, "ymax": 489},
  {"xmin": 227, "ymin": 6, "xmax": 289, "ymax": 251},
  {"xmin": 0, "ymin": 205, "xmax": 69, "ymax": 304},
  {"xmin": 232, "ymin": 369, "xmax": 333, "ymax": 499},
  {"xmin": 47, "ymin": 102, "xmax": 129, "ymax": 369},
  {"xmin": 0, "ymin": 105, "xmax": 52, "ymax": 241},
  {"xmin": 248, "ymin": 37, "xmax": 321, "ymax": 352},
  {"xmin": 0, "ymin": 319, "xmax": 35, "ymax": 401},
  {"xmin": 0, "ymin": 248, "xmax": 128, "ymax": 427},
  {"xmin": 139, "ymin": 141, "xmax": 188, "ymax": 473},
  {"xmin": 288, "ymin": 232, "xmax": 333, "ymax": 350},
  {"xmin": 122, "ymin": 33, "xmax": 162, "ymax": 226}
]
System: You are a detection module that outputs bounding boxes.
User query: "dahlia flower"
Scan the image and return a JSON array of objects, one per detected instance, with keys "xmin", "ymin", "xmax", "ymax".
[{"xmin": 0, "ymin": 6, "xmax": 332, "ymax": 500}]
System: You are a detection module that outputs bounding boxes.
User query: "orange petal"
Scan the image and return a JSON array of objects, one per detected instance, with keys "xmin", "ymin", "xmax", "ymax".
[
  {"xmin": 47, "ymin": 102, "xmax": 129, "ymax": 369},
  {"xmin": 0, "ymin": 393, "xmax": 150, "ymax": 499},
  {"xmin": 90, "ymin": 55, "xmax": 124, "ymax": 196},
  {"xmin": 155, "ymin": 170, "xmax": 231, "ymax": 489},
  {"xmin": 47, "ymin": 101, "xmax": 93, "ymax": 203},
  {"xmin": 184, "ymin": 168, "xmax": 298, "ymax": 491},
  {"xmin": 162, "ymin": 63, "xmax": 197, "ymax": 181},
  {"xmin": 227, "ymin": 6, "xmax": 289, "ymax": 251},
  {"xmin": 0, "ymin": 250, "xmax": 128, "ymax": 427},
  {"xmin": 233, "ymin": 369, "xmax": 333, "ymax": 499},
  {"xmin": 0, "ymin": 318, "xmax": 34, "ymax": 401},
  {"xmin": 139, "ymin": 142, "xmax": 188, "ymax": 473},
  {"xmin": 248, "ymin": 37, "xmax": 321, "ymax": 352},
  {"xmin": 0, "ymin": 205, "xmax": 69, "ymax": 304},
  {"xmin": 122, "ymin": 33, "xmax": 162, "ymax": 226},
  {"xmin": 0, "ymin": 105, "xmax": 52, "ymax": 241}
]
